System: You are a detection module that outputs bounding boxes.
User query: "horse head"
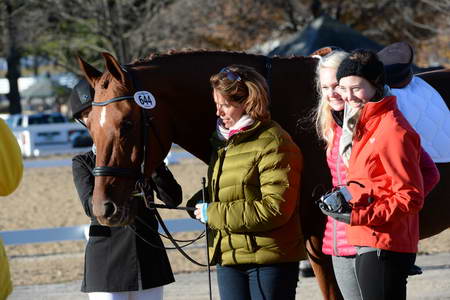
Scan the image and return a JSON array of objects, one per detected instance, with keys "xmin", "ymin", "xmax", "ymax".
[{"xmin": 77, "ymin": 53, "xmax": 172, "ymax": 226}]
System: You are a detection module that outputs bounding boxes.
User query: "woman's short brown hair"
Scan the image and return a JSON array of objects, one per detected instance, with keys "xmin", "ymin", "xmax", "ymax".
[{"xmin": 210, "ymin": 65, "xmax": 271, "ymax": 121}]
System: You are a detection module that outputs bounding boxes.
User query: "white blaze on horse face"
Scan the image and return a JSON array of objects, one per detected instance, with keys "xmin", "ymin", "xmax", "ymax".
[{"xmin": 99, "ymin": 107, "xmax": 107, "ymax": 128}]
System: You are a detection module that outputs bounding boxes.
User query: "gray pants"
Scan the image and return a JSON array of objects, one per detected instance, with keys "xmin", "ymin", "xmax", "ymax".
[{"xmin": 332, "ymin": 255, "xmax": 362, "ymax": 300}]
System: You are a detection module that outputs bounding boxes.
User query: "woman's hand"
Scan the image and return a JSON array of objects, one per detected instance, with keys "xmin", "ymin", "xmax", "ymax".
[
  {"xmin": 194, "ymin": 203, "xmax": 208, "ymax": 223},
  {"xmin": 318, "ymin": 186, "xmax": 352, "ymax": 224}
]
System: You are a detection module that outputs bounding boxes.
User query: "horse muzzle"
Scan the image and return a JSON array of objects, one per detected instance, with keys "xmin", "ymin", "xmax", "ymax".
[{"xmin": 93, "ymin": 200, "xmax": 134, "ymax": 227}]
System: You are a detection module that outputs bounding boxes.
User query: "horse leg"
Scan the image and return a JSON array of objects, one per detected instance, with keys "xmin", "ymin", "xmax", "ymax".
[
  {"xmin": 297, "ymin": 142, "xmax": 343, "ymax": 299},
  {"xmin": 305, "ymin": 236, "xmax": 343, "ymax": 300},
  {"xmin": 300, "ymin": 192, "xmax": 343, "ymax": 300}
]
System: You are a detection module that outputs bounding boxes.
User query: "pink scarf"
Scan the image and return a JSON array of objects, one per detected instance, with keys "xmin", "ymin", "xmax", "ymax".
[{"xmin": 216, "ymin": 115, "xmax": 255, "ymax": 141}]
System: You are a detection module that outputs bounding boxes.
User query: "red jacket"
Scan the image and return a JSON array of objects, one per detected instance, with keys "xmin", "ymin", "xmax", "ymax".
[
  {"xmin": 346, "ymin": 96, "xmax": 424, "ymax": 253},
  {"xmin": 322, "ymin": 121, "xmax": 439, "ymax": 256}
]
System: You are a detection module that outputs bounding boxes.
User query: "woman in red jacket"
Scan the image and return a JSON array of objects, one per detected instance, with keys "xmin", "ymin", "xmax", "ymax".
[{"xmin": 316, "ymin": 48, "xmax": 439, "ymax": 300}]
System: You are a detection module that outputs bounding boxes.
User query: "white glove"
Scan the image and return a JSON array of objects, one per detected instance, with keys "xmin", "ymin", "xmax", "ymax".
[{"xmin": 194, "ymin": 203, "xmax": 208, "ymax": 223}]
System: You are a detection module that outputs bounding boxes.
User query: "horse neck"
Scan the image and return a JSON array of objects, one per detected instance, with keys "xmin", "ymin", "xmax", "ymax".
[
  {"xmin": 131, "ymin": 52, "xmax": 317, "ymax": 164},
  {"xmin": 417, "ymin": 68, "xmax": 450, "ymax": 107},
  {"xmin": 131, "ymin": 58, "xmax": 217, "ymax": 163}
]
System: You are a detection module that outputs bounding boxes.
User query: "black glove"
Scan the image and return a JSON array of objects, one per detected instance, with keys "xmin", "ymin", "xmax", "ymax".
[
  {"xmin": 151, "ymin": 163, "xmax": 182, "ymax": 208},
  {"xmin": 317, "ymin": 186, "xmax": 352, "ymax": 224},
  {"xmin": 319, "ymin": 202, "xmax": 351, "ymax": 224}
]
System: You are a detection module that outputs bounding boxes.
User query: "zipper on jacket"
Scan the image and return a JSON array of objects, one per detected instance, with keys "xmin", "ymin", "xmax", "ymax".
[
  {"xmin": 333, "ymin": 218, "xmax": 338, "ymax": 256},
  {"xmin": 213, "ymin": 147, "xmax": 228, "ymax": 201},
  {"xmin": 333, "ymin": 154, "xmax": 343, "ymax": 256}
]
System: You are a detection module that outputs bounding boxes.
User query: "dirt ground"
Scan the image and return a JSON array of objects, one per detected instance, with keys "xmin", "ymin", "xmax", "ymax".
[{"xmin": 1, "ymin": 153, "xmax": 449, "ymax": 286}]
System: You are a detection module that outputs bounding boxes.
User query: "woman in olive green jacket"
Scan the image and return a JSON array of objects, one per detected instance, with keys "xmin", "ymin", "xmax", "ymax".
[{"xmin": 190, "ymin": 65, "xmax": 306, "ymax": 300}]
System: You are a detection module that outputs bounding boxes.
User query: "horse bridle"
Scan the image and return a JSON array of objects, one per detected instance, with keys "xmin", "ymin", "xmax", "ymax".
[
  {"xmin": 91, "ymin": 95, "xmax": 149, "ymax": 179},
  {"xmin": 89, "ymin": 69, "xmax": 208, "ymax": 267}
]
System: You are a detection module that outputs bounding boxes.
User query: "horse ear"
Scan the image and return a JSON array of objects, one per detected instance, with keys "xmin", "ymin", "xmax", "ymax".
[
  {"xmin": 77, "ymin": 56, "xmax": 102, "ymax": 88},
  {"xmin": 101, "ymin": 52, "xmax": 130, "ymax": 87}
]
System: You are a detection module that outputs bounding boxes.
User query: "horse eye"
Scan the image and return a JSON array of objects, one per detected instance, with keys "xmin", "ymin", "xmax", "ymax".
[
  {"xmin": 121, "ymin": 120, "xmax": 133, "ymax": 130},
  {"xmin": 120, "ymin": 120, "xmax": 133, "ymax": 135}
]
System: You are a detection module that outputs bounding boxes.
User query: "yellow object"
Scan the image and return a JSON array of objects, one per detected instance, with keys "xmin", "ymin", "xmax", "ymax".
[
  {"xmin": 0, "ymin": 118, "xmax": 23, "ymax": 196},
  {"xmin": 0, "ymin": 238, "xmax": 12, "ymax": 300}
]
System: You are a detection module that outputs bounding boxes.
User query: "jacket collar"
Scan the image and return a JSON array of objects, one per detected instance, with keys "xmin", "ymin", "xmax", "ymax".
[
  {"xmin": 358, "ymin": 96, "xmax": 397, "ymax": 128},
  {"xmin": 211, "ymin": 120, "xmax": 267, "ymax": 149}
]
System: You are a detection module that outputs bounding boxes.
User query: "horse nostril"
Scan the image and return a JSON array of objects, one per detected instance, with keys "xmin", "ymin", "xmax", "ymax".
[{"xmin": 104, "ymin": 201, "xmax": 117, "ymax": 219}]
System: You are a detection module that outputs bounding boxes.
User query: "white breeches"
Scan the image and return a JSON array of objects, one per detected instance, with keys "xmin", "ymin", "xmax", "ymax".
[{"xmin": 88, "ymin": 286, "xmax": 163, "ymax": 300}]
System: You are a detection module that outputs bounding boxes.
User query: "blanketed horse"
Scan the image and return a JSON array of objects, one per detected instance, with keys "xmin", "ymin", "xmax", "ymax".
[{"xmin": 78, "ymin": 50, "xmax": 449, "ymax": 300}]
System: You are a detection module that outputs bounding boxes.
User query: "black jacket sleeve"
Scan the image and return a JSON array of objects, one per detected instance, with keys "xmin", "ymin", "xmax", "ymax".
[
  {"xmin": 72, "ymin": 151, "xmax": 95, "ymax": 218},
  {"xmin": 151, "ymin": 162, "xmax": 182, "ymax": 208}
]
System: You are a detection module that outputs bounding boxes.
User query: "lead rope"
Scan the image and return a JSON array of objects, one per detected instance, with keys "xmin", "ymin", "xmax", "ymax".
[
  {"xmin": 154, "ymin": 209, "xmax": 207, "ymax": 267},
  {"xmin": 202, "ymin": 177, "xmax": 213, "ymax": 300},
  {"xmin": 128, "ymin": 219, "xmax": 202, "ymax": 250},
  {"xmin": 132, "ymin": 182, "xmax": 206, "ymax": 245}
]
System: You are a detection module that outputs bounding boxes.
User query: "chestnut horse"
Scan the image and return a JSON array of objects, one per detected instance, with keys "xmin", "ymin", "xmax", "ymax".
[{"xmin": 78, "ymin": 50, "xmax": 449, "ymax": 300}]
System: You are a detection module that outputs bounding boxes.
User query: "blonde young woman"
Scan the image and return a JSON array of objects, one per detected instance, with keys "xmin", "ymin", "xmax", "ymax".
[
  {"xmin": 189, "ymin": 65, "xmax": 306, "ymax": 300},
  {"xmin": 313, "ymin": 49, "xmax": 364, "ymax": 300}
]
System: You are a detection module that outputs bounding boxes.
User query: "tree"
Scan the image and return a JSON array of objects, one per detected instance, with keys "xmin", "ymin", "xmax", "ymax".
[
  {"xmin": 4, "ymin": 0, "xmax": 450, "ymax": 95},
  {"xmin": 146, "ymin": 0, "xmax": 450, "ymax": 66},
  {"xmin": 23, "ymin": 0, "xmax": 450, "ymax": 70},
  {"xmin": 315, "ymin": 0, "xmax": 450, "ymax": 66},
  {"xmin": 35, "ymin": 0, "xmax": 175, "ymax": 73},
  {"xmin": 0, "ymin": 0, "xmax": 49, "ymax": 114},
  {"xmin": 24, "ymin": 0, "xmax": 313, "ymax": 70}
]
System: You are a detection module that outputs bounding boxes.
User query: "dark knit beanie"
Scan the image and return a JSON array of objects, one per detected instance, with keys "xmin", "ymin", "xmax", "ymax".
[{"xmin": 336, "ymin": 49, "xmax": 386, "ymax": 91}]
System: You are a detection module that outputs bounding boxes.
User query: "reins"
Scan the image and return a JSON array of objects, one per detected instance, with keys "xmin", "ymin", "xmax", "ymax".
[{"xmin": 133, "ymin": 180, "xmax": 208, "ymax": 267}]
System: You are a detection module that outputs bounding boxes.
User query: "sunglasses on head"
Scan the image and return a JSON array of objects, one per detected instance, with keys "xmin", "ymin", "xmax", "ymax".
[{"xmin": 220, "ymin": 67, "xmax": 242, "ymax": 81}]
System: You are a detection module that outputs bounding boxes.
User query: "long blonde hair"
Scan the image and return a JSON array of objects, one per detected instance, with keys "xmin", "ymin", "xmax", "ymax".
[
  {"xmin": 313, "ymin": 50, "xmax": 349, "ymax": 150},
  {"xmin": 210, "ymin": 64, "xmax": 271, "ymax": 122}
]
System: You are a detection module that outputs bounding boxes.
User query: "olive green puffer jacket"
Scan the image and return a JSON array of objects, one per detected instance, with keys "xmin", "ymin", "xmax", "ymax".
[{"xmin": 199, "ymin": 120, "xmax": 306, "ymax": 266}]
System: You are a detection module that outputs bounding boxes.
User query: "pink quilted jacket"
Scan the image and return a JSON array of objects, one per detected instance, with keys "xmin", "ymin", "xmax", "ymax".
[{"xmin": 322, "ymin": 125, "xmax": 357, "ymax": 256}]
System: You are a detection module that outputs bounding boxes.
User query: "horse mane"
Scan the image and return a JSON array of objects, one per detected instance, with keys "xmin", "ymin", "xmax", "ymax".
[{"xmin": 129, "ymin": 48, "xmax": 304, "ymax": 66}]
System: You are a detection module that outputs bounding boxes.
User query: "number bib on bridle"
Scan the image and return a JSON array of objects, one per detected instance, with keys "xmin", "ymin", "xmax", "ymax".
[{"xmin": 134, "ymin": 91, "xmax": 156, "ymax": 109}]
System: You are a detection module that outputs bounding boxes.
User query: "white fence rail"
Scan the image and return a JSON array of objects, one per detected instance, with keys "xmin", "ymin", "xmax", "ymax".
[
  {"xmin": 0, "ymin": 218, "xmax": 203, "ymax": 246},
  {"xmin": 1, "ymin": 147, "xmax": 202, "ymax": 246}
]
